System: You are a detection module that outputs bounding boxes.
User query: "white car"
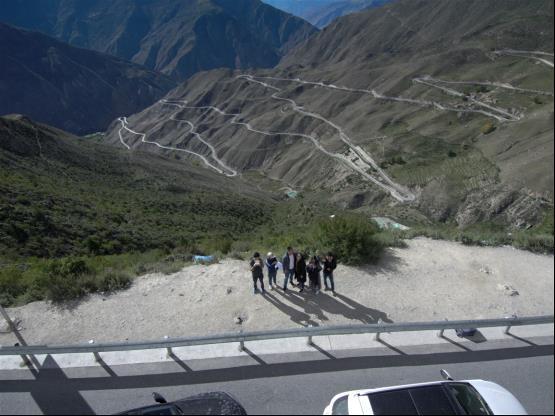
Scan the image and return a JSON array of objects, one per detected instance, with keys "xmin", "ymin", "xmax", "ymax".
[{"xmin": 323, "ymin": 370, "xmax": 527, "ymax": 415}]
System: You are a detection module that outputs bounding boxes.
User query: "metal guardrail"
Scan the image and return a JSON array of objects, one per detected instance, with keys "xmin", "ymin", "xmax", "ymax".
[{"xmin": 0, "ymin": 315, "xmax": 553, "ymax": 357}]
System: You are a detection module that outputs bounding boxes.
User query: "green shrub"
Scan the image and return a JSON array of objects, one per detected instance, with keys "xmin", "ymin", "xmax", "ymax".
[
  {"xmin": 98, "ymin": 270, "xmax": 131, "ymax": 292},
  {"xmin": 513, "ymin": 233, "xmax": 554, "ymax": 254},
  {"xmin": 231, "ymin": 240, "xmax": 252, "ymax": 252},
  {"xmin": 199, "ymin": 237, "xmax": 233, "ymax": 255},
  {"xmin": 39, "ymin": 259, "xmax": 92, "ymax": 302},
  {"xmin": 43, "ymin": 274, "xmax": 92, "ymax": 303},
  {"xmin": 316, "ymin": 215, "xmax": 384, "ymax": 265},
  {"xmin": 229, "ymin": 250, "xmax": 246, "ymax": 260},
  {"xmin": 0, "ymin": 266, "xmax": 25, "ymax": 306},
  {"xmin": 375, "ymin": 231, "xmax": 408, "ymax": 248}
]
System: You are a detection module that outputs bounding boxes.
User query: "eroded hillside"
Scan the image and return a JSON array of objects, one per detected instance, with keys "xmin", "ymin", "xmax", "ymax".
[{"xmin": 104, "ymin": 0, "xmax": 554, "ymax": 228}]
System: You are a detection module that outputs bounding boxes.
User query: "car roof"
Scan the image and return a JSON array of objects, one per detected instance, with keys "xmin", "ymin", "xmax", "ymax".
[
  {"xmin": 353, "ymin": 382, "xmax": 462, "ymax": 415},
  {"xmin": 344, "ymin": 379, "xmax": 452, "ymax": 397},
  {"xmin": 342, "ymin": 380, "xmax": 527, "ymax": 416}
]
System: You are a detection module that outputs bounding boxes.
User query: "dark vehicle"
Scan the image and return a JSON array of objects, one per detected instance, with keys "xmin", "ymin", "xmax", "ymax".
[{"xmin": 117, "ymin": 392, "xmax": 247, "ymax": 415}]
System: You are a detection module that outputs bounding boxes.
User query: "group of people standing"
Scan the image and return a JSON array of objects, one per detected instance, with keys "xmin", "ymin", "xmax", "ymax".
[{"xmin": 249, "ymin": 247, "xmax": 337, "ymax": 296}]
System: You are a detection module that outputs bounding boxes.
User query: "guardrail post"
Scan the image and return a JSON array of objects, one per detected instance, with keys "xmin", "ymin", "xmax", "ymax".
[
  {"xmin": 307, "ymin": 324, "xmax": 313, "ymax": 345},
  {"xmin": 438, "ymin": 319, "xmax": 448, "ymax": 338},
  {"xmin": 164, "ymin": 336, "xmax": 172, "ymax": 357},
  {"xmin": 505, "ymin": 314, "xmax": 517, "ymax": 334},
  {"xmin": 20, "ymin": 354, "xmax": 32, "ymax": 368},
  {"xmin": 238, "ymin": 330, "xmax": 245, "ymax": 352},
  {"xmin": 375, "ymin": 319, "xmax": 382, "ymax": 341},
  {"xmin": 13, "ymin": 343, "xmax": 32, "ymax": 368},
  {"xmin": 93, "ymin": 352, "xmax": 101, "ymax": 363}
]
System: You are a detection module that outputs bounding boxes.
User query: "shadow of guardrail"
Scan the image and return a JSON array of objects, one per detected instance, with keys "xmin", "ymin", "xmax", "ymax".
[{"xmin": 0, "ymin": 340, "xmax": 552, "ymax": 415}]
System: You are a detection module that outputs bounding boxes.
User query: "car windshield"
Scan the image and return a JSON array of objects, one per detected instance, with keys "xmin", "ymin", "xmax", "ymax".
[
  {"xmin": 367, "ymin": 385, "xmax": 458, "ymax": 415},
  {"xmin": 331, "ymin": 395, "xmax": 349, "ymax": 415},
  {"xmin": 446, "ymin": 383, "xmax": 492, "ymax": 415}
]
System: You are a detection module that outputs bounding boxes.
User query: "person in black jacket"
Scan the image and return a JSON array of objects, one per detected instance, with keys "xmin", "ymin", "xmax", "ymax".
[
  {"xmin": 250, "ymin": 252, "xmax": 265, "ymax": 295},
  {"xmin": 323, "ymin": 252, "xmax": 337, "ymax": 293},
  {"xmin": 281, "ymin": 246, "xmax": 297, "ymax": 292},
  {"xmin": 307, "ymin": 256, "xmax": 322, "ymax": 294},
  {"xmin": 295, "ymin": 253, "xmax": 307, "ymax": 293}
]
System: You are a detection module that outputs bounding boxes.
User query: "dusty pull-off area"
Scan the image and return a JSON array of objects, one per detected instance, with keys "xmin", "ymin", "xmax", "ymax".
[{"xmin": 1, "ymin": 238, "xmax": 553, "ymax": 345}]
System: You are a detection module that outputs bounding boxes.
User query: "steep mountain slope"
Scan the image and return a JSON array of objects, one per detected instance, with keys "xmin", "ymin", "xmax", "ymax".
[
  {"xmin": 281, "ymin": 0, "xmax": 554, "ymax": 67},
  {"xmin": 0, "ymin": 0, "xmax": 316, "ymax": 81},
  {"xmin": 104, "ymin": 0, "xmax": 553, "ymax": 230},
  {"xmin": 0, "ymin": 23, "xmax": 176, "ymax": 135},
  {"xmin": 263, "ymin": 0, "xmax": 390, "ymax": 28},
  {"xmin": 307, "ymin": 0, "xmax": 391, "ymax": 28},
  {"xmin": 0, "ymin": 114, "xmax": 273, "ymax": 259}
]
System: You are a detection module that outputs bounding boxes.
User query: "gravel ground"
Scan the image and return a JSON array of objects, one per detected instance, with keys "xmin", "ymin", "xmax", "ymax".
[{"xmin": 1, "ymin": 238, "xmax": 553, "ymax": 345}]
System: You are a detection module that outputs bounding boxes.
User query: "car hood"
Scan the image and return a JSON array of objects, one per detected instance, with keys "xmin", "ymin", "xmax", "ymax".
[{"xmin": 468, "ymin": 380, "xmax": 528, "ymax": 415}]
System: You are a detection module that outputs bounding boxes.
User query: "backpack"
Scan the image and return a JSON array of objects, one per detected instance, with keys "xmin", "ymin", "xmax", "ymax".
[{"xmin": 455, "ymin": 328, "xmax": 477, "ymax": 337}]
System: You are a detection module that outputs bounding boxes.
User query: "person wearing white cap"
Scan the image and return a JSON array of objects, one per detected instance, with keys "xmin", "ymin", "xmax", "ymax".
[{"xmin": 265, "ymin": 252, "xmax": 278, "ymax": 289}]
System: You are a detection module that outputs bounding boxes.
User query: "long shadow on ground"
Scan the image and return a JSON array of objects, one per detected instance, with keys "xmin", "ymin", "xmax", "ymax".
[{"xmin": 266, "ymin": 289, "xmax": 392, "ymax": 325}]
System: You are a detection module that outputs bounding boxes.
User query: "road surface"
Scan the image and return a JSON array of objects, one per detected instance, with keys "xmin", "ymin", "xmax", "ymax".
[
  {"xmin": 494, "ymin": 49, "xmax": 554, "ymax": 69},
  {"xmin": 1, "ymin": 336, "xmax": 552, "ymax": 415}
]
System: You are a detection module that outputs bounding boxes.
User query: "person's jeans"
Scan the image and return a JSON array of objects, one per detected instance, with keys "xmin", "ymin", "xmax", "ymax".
[
  {"xmin": 268, "ymin": 270, "xmax": 277, "ymax": 286},
  {"xmin": 324, "ymin": 272, "xmax": 334, "ymax": 291},
  {"xmin": 309, "ymin": 277, "xmax": 319, "ymax": 291},
  {"xmin": 253, "ymin": 276, "xmax": 264, "ymax": 292},
  {"xmin": 283, "ymin": 270, "xmax": 295, "ymax": 289}
]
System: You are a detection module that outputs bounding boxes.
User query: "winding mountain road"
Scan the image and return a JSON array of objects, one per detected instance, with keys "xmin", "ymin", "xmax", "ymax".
[
  {"xmin": 249, "ymin": 74, "xmax": 524, "ymax": 122},
  {"xmin": 236, "ymin": 75, "xmax": 415, "ymax": 202},
  {"xmin": 163, "ymin": 94, "xmax": 414, "ymax": 202},
  {"xmin": 114, "ymin": 49, "xmax": 552, "ymax": 201},
  {"xmin": 161, "ymin": 100, "xmax": 238, "ymax": 177},
  {"xmin": 117, "ymin": 115, "xmax": 237, "ymax": 177},
  {"xmin": 412, "ymin": 77, "xmax": 522, "ymax": 122},
  {"xmin": 417, "ymin": 76, "xmax": 554, "ymax": 96},
  {"xmin": 494, "ymin": 49, "xmax": 554, "ymax": 68}
]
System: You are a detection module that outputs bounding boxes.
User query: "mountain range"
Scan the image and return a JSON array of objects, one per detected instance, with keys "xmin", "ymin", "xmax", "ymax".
[
  {"xmin": 0, "ymin": 0, "xmax": 316, "ymax": 81},
  {"xmin": 262, "ymin": 0, "xmax": 390, "ymax": 28},
  {"xmin": 103, "ymin": 0, "xmax": 554, "ymax": 228},
  {"xmin": 0, "ymin": 22, "xmax": 176, "ymax": 134},
  {"xmin": 1, "ymin": 0, "xmax": 553, "ymax": 247}
]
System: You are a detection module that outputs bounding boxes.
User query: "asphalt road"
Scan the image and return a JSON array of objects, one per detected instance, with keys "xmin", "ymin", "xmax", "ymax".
[{"xmin": 0, "ymin": 337, "xmax": 553, "ymax": 415}]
